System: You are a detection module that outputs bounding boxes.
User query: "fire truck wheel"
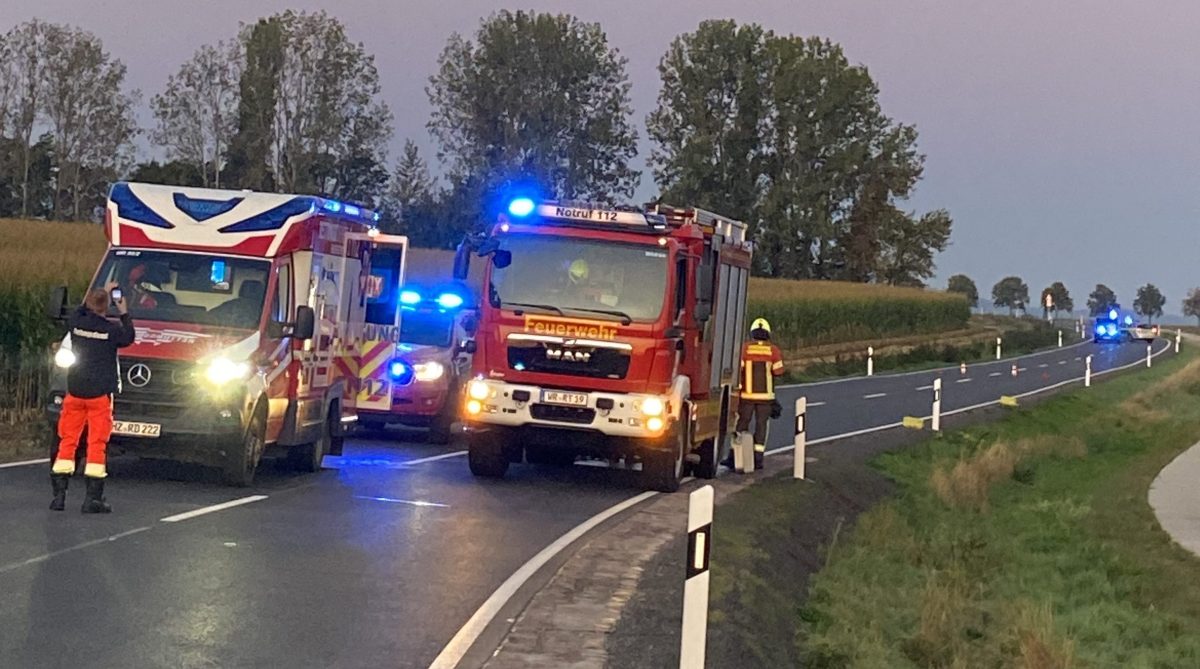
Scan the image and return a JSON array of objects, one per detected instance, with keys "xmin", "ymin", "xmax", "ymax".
[
  {"xmin": 223, "ymin": 405, "xmax": 265, "ymax": 487},
  {"xmin": 288, "ymin": 408, "xmax": 332, "ymax": 473},
  {"xmin": 645, "ymin": 427, "xmax": 686, "ymax": 493},
  {"xmin": 467, "ymin": 432, "xmax": 509, "ymax": 478},
  {"xmin": 692, "ymin": 437, "xmax": 720, "ymax": 480}
]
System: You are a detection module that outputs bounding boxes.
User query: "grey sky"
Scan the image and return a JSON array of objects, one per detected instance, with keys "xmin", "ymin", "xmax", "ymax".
[{"xmin": 9, "ymin": 1, "xmax": 1200, "ymax": 316}]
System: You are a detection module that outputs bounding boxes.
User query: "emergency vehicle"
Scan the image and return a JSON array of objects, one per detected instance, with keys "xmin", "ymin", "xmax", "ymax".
[
  {"xmin": 1093, "ymin": 308, "xmax": 1130, "ymax": 343},
  {"xmin": 356, "ymin": 281, "xmax": 477, "ymax": 443},
  {"xmin": 454, "ymin": 197, "xmax": 752, "ymax": 492},
  {"xmin": 46, "ymin": 182, "xmax": 408, "ymax": 485}
]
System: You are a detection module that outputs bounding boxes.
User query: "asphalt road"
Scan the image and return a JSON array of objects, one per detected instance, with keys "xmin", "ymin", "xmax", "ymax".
[{"xmin": 0, "ymin": 337, "xmax": 1169, "ymax": 668}]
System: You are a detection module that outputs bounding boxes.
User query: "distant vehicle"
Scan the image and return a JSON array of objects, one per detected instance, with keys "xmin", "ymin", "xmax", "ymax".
[
  {"xmin": 1093, "ymin": 309, "xmax": 1126, "ymax": 343},
  {"xmin": 1130, "ymin": 323, "xmax": 1160, "ymax": 341}
]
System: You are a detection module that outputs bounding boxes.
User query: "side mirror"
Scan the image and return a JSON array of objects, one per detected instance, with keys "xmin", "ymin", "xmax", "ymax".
[
  {"xmin": 458, "ymin": 339, "xmax": 477, "ymax": 355},
  {"xmin": 293, "ymin": 306, "xmax": 316, "ymax": 341},
  {"xmin": 492, "ymin": 249, "xmax": 512, "ymax": 269},
  {"xmin": 452, "ymin": 241, "xmax": 471, "ymax": 281},
  {"xmin": 461, "ymin": 313, "xmax": 479, "ymax": 337},
  {"xmin": 47, "ymin": 285, "xmax": 68, "ymax": 321},
  {"xmin": 695, "ymin": 301, "xmax": 712, "ymax": 324}
]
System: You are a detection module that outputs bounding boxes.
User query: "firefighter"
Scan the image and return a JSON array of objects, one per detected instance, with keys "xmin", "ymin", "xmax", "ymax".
[
  {"xmin": 50, "ymin": 284, "xmax": 136, "ymax": 513},
  {"xmin": 736, "ymin": 317, "xmax": 784, "ymax": 469}
]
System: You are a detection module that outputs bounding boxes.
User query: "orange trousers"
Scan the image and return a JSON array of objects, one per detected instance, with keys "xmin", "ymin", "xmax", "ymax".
[{"xmin": 53, "ymin": 394, "xmax": 112, "ymax": 479}]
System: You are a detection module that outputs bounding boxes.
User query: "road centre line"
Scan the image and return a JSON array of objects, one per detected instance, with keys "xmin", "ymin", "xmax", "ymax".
[
  {"xmin": 0, "ymin": 458, "xmax": 48, "ymax": 469},
  {"xmin": 1038, "ymin": 364, "xmax": 1049, "ymax": 368},
  {"xmin": 915, "ymin": 384, "xmax": 933, "ymax": 391},
  {"xmin": 403, "ymin": 451, "xmax": 469, "ymax": 466},
  {"xmin": 160, "ymin": 495, "xmax": 269, "ymax": 523},
  {"xmin": 989, "ymin": 372, "xmax": 1002, "ymax": 377},
  {"xmin": 956, "ymin": 378, "xmax": 972, "ymax": 383},
  {"xmin": 863, "ymin": 392, "xmax": 887, "ymax": 399},
  {"xmin": 807, "ymin": 401, "xmax": 827, "ymax": 407},
  {"xmin": 0, "ymin": 526, "xmax": 151, "ymax": 576}
]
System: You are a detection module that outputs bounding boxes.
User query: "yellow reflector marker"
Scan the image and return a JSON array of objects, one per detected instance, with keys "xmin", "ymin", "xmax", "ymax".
[
  {"xmin": 902, "ymin": 416, "xmax": 924, "ymax": 429},
  {"xmin": 1000, "ymin": 395, "xmax": 1019, "ymax": 407}
]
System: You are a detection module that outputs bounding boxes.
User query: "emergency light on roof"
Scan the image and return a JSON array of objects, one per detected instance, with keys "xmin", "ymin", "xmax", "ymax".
[
  {"xmin": 1109, "ymin": 308, "xmax": 1118, "ymax": 320},
  {"xmin": 437, "ymin": 292, "xmax": 464, "ymax": 309},
  {"xmin": 531, "ymin": 202, "xmax": 666, "ymax": 230},
  {"xmin": 400, "ymin": 290, "xmax": 421, "ymax": 305},
  {"xmin": 507, "ymin": 197, "xmax": 536, "ymax": 218}
]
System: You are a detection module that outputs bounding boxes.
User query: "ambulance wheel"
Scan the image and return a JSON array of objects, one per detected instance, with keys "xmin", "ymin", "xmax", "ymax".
[
  {"xmin": 288, "ymin": 408, "xmax": 332, "ymax": 473},
  {"xmin": 467, "ymin": 432, "xmax": 509, "ymax": 478},
  {"xmin": 223, "ymin": 405, "xmax": 265, "ymax": 487},
  {"xmin": 645, "ymin": 426, "xmax": 686, "ymax": 493},
  {"xmin": 427, "ymin": 409, "xmax": 454, "ymax": 445}
]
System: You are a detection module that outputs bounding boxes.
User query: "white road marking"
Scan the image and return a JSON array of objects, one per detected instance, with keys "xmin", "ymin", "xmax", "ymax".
[
  {"xmin": 160, "ymin": 495, "xmax": 269, "ymax": 523},
  {"xmin": 956, "ymin": 378, "xmax": 972, "ymax": 384},
  {"xmin": 354, "ymin": 495, "xmax": 449, "ymax": 508},
  {"xmin": 1058, "ymin": 360, "xmax": 1067, "ymax": 365},
  {"xmin": 863, "ymin": 392, "xmax": 887, "ymax": 399},
  {"xmin": 0, "ymin": 458, "xmax": 48, "ymax": 469},
  {"xmin": 402, "ymin": 451, "xmax": 468, "ymax": 466},
  {"xmin": 0, "ymin": 526, "xmax": 151, "ymax": 576},
  {"xmin": 915, "ymin": 384, "xmax": 933, "ymax": 391},
  {"xmin": 1037, "ymin": 363, "xmax": 1049, "ymax": 368},
  {"xmin": 807, "ymin": 401, "xmax": 827, "ymax": 407},
  {"xmin": 989, "ymin": 372, "xmax": 1002, "ymax": 377},
  {"xmin": 1019, "ymin": 367, "xmax": 1028, "ymax": 372},
  {"xmin": 1075, "ymin": 356, "xmax": 1082, "ymax": 361}
]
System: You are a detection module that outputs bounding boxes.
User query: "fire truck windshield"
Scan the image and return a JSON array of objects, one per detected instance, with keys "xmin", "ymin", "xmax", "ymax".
[
  {"xmin": 92, "ymin": 250, "xmax": 270, "ymax": 330},
  {"xmin": 400, "ymin": 311, "xmax": 454, "ymax": 348},
  {"xmin": 489, "ymin": 234, "xmax": 668, "ymax": 322}
]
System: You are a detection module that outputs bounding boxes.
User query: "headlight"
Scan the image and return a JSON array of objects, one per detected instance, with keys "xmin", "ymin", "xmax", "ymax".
[
  {"xmin": 414, "ymin": 361, "xmax": 445, "ymax": 382},
  {"xmin": 54, "ymin": 348, "xmax": 76, "ymax": 369},
  {"xmin": 640, "ymin": 396, "xmax": 665, "ymax": 417},
  {"xmin": 205, "ymin": 358, "xmax": 251, "ymax": 385},
  {"xmin": 468, "ymin": 379, "xmax": 490, "ymax": 400}
]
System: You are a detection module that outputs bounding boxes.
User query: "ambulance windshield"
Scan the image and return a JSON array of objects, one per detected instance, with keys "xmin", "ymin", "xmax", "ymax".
[
  {"xmin": 488, "ymin": 234, "xmax": 668, "ymax": 322},
  {"xmin": 399, "ymin": 311, "xmax": 454, "ymax": 348},
  {"xmin": 93, "ymin": 250, "xmax": 270, "ymax": 330}
]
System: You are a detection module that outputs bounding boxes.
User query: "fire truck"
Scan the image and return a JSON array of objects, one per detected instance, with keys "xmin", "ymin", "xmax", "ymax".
[
  {"xmin": 454, "ymin": 198, "xmax": 752, "ymax": 492},
  {"xmin": 45, "ymin": 182, "xmax": 408, "ymax": 485}
]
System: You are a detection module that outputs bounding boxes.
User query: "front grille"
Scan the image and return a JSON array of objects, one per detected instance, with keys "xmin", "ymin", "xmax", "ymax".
[
  {"xmin": 531, "ymin": 404, "xmax": 596, "ymax": 425},
  {"xmin": 117, "ymin": 357, "xmax": 196, "ymax": 401},
  {"xmin": 115, "ymin": 400, "xmax": 184, "ymax": 420},
  {"xmin": 508, "ymin": 342, "xmax": 630, "ymax": 379}
]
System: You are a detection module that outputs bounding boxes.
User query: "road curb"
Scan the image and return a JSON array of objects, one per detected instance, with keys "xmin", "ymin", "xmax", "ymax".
[{"xmin": 1149, "ymin": 440, "xmax": 1200, "ymax": 558}]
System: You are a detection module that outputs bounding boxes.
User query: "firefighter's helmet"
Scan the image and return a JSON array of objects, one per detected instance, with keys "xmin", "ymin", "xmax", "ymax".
[
  {"xmin": 568, "ymin": 259, "xmax": 589, "ymax": 284},
  {"xmin": 750, "ymin": 317, "xmax": 771, "ymax": 340}
]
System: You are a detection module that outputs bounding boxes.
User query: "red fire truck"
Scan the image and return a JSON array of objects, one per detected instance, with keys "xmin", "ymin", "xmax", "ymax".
[
  {"xmin": 454, "ymin": 198, "xmax": 752, "ymax": 491},
  {"xmin": 46, "ymin": 182, "xmax": 408, "ymax": 485}
]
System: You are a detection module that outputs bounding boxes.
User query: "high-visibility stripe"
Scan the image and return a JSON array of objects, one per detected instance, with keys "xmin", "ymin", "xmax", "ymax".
[
  {"xmin": 754, "ymin": 444, "xmax": 765, "ymax": 453},
  {"xmin": 52, "ymin": 459, "xmax": 75, "ymax": 475},
  {"xmin": 84, "ymin": 462, "xmax": 107, "ymax": 479}
]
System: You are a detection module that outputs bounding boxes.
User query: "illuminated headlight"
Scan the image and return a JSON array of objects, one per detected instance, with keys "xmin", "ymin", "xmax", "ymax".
[
  {"xmin": 467, "ymin": 379, "xmax": 490, "ymax": 400},
  {"xmin": 466, "ymin": 399, "xmax": 483, "ymax": 415},
  {"xmin": 54, "ymin": 348, "xmax": 77, "ymax": 369},
  {"xmin": 647, "ymin": 417, "xmax": 665, "ymax": 433},
  {"xmin": 639, "ymin": 396, "xmax": 665, "ymax": 417},
  {"xmin": 414, "ymin": 361, "xmax": 445, "ymax": 382},
  {"xmin": 205, "ymin": 358, "xmax": 251, "ymax": 385}
]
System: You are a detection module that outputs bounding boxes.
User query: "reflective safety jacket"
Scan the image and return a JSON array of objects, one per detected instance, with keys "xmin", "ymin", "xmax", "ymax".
[{"xmin": 740, "ymin": 341, "xmax": 784, "ymax": 401}]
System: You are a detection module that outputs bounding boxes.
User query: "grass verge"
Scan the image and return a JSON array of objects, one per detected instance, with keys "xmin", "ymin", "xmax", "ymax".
[{"xmin": 803, "ymin": 348, "xmax": 1200, "ymax": 667}]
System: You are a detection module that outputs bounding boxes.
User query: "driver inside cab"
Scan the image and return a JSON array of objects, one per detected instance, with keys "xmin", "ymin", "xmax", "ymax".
[{"xmin": 562, "ymin": 258, "xmax": 619, "ymax": 308}]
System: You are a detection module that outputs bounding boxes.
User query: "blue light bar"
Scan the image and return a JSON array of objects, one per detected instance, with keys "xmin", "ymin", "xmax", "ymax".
[
  {"xmin": 323, "ymin": 200, "xmax": 342, "ymax": 213},
  {"xmin": 1109, "ymin": 308, "xmax": 1118, "ymax": 320},
  {"xmin": 345, "ymin": 205, "xmax": 361, "ymax": 216},
  {"xmin": 508, "ymin": 197, "xmax": 535, "ymax": 218},
  {"xmin": 400, "ymin": 290, "xmax": 421, "ymax": 305},
  {"xmin": 437, "ymin": 293, "xmax": 464, "ymax": 309}
]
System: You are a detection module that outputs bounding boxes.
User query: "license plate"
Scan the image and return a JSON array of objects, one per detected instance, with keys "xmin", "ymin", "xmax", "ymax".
[
  {"xmin": 541, "ymin": 390, "xmax": 589, "ymax": 407},
  {"xmin": 113, "ymin": 421, "xmax": 161, "ymax": 438}
]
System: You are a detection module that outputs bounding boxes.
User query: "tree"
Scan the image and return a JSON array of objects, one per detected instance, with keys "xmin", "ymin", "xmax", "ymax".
[
  {"xmin": 428, "ymin": 10, "xmax": 640, "ymax": 229},
  {"xmin": 1182, "ymin": 288, "xmax": 1200, "ymax": 326},
  {"xmin": 1040, "ymin": 281, "xmax": 1073, "ymax": 318},
  {"xmin": 379, "ymin": 140, "xmax": 444, "ymax": 245},
  {"xmin": 129, "ymin": 160, "xmax": 206, "ymax": 187},
  {"xmin": 0, "ymin": 20, "xmax": 52, "ymax": 217},
  {"xmin": 992, "ymin": 276, "xmax": 1029, "ymax": 316},
  {"xmin": 152, "ymin": 41, "xmax": 241, "ymax": 187},
  {"xmin": 947, "ymin": 274, "xmax": 979, "ymax": 308},
  {"xmin": 1134, "ymin": 283, "xmax": 1166, "ymax": 323},
  {"xmin": 225, "ymin": 17, "xmax": 283, "ymax": 191},
  {"xmin": 876, "ymin": 208, "xmax": 952, "ymax": 286},
  {"xmin": 1087, "ymin": 284, "xmax": 1118, "ymax": 316}
]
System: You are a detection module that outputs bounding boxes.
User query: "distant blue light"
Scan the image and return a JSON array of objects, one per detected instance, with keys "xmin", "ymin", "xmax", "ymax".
[
  {"xmin": 1124, "ymin": 315, "xmax": 1133, "ymax": 325},
  {"xmin": 373, "ymin": 212, "xmax": 381, "ymax": 222},
  {"xmin": 1095, "ymin": 324, "xmax": 1106, "ymax": 335},
  {"xmin": 436, "ymin": 292, "xmax": 464, "ymax": 309},
  {"xmin": 507, "ymin": 197, "xmax": 535, "ymax": 218},
  {"xmin": 513, "ymin": 362, "xmax": 526, "ymax": 371},
  {"xmin": 345, "ymin": 205, "xmax": 361, "ymax": 216},
  {"xmin": 323, "ymin": 200, "xmax": 342, "ymax": 213},
  {"xmin": 1109, "ymin": 308, "xmax": 1118, "ymax": 320},
  {"xmin": 389, "ymin": 361, "xmax": 414, "ymax": 383},
  {"xmin": 1107, "ymin": 324, "xmax": 1117, "ymax": 336},
  {"xmin": 400, "ymin": 290, "xmax": 421, "ymax": 305}
]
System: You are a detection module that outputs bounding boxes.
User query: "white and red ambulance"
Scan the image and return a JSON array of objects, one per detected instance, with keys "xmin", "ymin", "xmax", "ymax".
[{"xmin": 46, "ymin": 182, "xmax": 408, "ymax": 485}]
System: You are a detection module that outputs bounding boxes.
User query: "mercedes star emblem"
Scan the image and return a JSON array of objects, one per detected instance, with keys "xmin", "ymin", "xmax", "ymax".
[{"xmin": 127, "ymin": 363, "xmax": 152, "ymax": 388}]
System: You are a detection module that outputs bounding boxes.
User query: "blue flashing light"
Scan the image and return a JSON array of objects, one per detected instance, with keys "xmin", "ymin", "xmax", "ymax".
[
  {"xmin": 373, "ymin": 212, "xmax": 381, "ymax": 222},
  {"xmin": 1109, "ymin": 308, "xmax": 1118, "ymax": 320},
  {"xmin": 323, "ymin": 200, "xmax": 342, "ymax": 213},
  {"xmin": 345, "ymin": 205, "xmax": 361, "ymax": 216},
  {"xmin": 399, "ymin": 290, "xmax": 421, "ymax": 305},
  {"xmin": 507, "ymin": 197, "xmax": 536, "ymax": 218},
  {"xmin": 1095, "ymin": 324, "xmax": 1105, "ymax": 335},
  {"xmin": 436, "ymin": 292, "xmax": 464, "ymax": 309},
  {"xmin": 1107, "ymin": 324, "xmax": 1117, "ymax": 336},
  {"xmin": 389, "ymin": 360, "xmax": 414, "ymax": 384},
  {"xmin": 1124, "ymin": 315, "xmax": 1133, "ymax": 325}
]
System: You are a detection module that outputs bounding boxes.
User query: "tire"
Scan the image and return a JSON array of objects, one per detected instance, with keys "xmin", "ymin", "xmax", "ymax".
[
  {"xmin": 525, "ymin": 444, "xmax": 576, "ymax": 467},
  {"xmin": 427, "ymin": 406, "xmax": 455, "ymax": 445},
  {"xmin": 223, "ymin": 404, "xmax": 265, "ymax": 487},
  {"xmin": 467, "ymin": 431, "xmax": 509, "ymax": 478},
  {"xmin": 692, "ymin": 437, "xmax": 720, "ymax": 479},
  {"xmin": 645, "ymin": 426, "xmax": 687, "ymax": 493},
  {"xmin": 288, "ymin": 408, "xmax": 332, "ymax": 473}
]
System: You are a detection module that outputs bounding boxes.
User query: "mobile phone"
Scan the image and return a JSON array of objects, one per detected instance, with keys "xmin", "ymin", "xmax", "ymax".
[{"xmin": 111, "ymin": 288, "xmax": 123, "ymax": 303}]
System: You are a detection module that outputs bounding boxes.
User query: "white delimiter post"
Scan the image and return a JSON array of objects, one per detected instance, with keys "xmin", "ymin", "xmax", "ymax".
[
  {"xmin": 996, "ymin": 337, "xmax": 1002, "ymax": 360},
  {"xmin": 680, "ymin": 485, "xmax": 714, "ymax": 669},
  {"xmin": 1147, "ymin": 343, "xmax": 1152, "ymax": 368},
  {"xmin": 793, "ymin": 397, "xmax": 807, "ymax": 480},
  {"xmin": 931, "ymin": 378, "xmax": 942, "ymax": 432},
  {"xmin": 1085, "ymin": 355, "xmax": 1092, "ymax": 387},
  {"xmin": 1058, "ymin": 330, "xmax": 1063, "ymax": 348},
  {"xmin": 867, "ymin": 346, "xmax": 874, "ymax": 377},
  {"xmin": 1177, "ymin": 329, "xmax": 1182, "ymax": 353}
]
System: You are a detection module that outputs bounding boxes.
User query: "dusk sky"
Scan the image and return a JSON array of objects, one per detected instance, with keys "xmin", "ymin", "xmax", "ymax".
[{"xmin": 8, "ymin": 1, "xmax": 1200, "ymax": 316}]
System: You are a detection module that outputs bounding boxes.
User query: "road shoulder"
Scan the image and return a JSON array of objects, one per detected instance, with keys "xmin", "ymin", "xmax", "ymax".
[{"xmin": 1150, "ymin": 441, "xmax": 1200, "ymax": 557}]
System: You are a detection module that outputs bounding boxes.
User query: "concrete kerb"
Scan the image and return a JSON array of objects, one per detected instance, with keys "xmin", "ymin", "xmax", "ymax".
[{"xmin": 1149, "ymin": 332, "xmax": 1200, "ymax": 558}]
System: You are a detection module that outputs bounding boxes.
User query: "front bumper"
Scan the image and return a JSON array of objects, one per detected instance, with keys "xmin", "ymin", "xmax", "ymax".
[
  {"xmin": 46, "ymin": 390, "xmax": 245, "ymax": 446},
  {"xmin": 462, "ymin": 378, "xmax": 670, "ymax": 439}
]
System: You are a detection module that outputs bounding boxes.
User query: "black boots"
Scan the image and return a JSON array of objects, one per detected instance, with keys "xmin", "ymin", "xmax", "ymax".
[
  {"xmin": 81, "ymin": 477, "xmax": 112, "ymax": 514},
  {"xmin": 49, "ymin": 474, "xmax": 69, "ymax": 511}
]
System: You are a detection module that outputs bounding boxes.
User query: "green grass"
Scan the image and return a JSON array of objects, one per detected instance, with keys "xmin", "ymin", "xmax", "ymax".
[{"xmin": 798, "ymin": 348, "xmax": 1200, "ymax": 667}]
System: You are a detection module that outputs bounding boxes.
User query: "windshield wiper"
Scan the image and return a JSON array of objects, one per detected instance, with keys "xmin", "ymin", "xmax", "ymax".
[
  {"xmin": 501, "ymin": 301, "xmax": 565, "ymax": 316},
  {"xmin": 564, "ymin": 307, "xmax": 633, "ymax": 325}
]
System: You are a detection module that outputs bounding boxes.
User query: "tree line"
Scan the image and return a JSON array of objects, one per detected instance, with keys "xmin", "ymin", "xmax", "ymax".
[
  {"xmin": 946, "ymin": 274, "xmax": 1172, "ymax": 323},
  {"xmin": 0, "ymin": 11, "xmax": 953, "ymax": 284}
]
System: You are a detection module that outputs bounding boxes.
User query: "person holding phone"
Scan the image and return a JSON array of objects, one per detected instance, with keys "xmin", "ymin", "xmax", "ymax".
[{"xmin": 50, "ymin": 283, "xmax": 136, "ymax": 513}]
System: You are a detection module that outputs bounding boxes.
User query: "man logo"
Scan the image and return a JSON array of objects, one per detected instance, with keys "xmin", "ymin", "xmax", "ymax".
[
  {"xmin": 127, "ymin": 363, "xmax": 152, "ymax": 388},
  {"xmin": 545, "ymin": 348, "xmax": 591, "ymax": 363}
]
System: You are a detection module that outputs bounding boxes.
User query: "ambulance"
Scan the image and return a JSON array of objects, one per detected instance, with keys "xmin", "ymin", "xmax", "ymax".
[{"xmin": 46, "ymin": 182, "xmax": 408, "ymax": 485}]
